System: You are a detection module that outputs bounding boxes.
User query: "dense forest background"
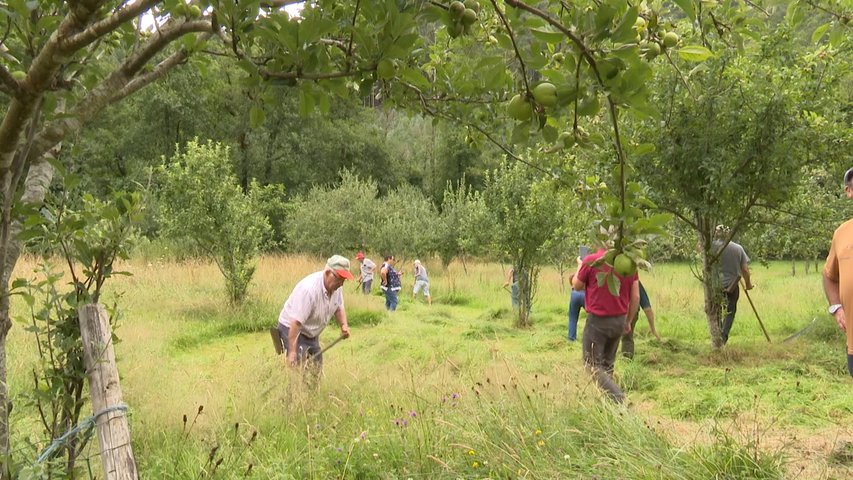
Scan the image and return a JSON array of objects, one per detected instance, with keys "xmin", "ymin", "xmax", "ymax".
[{"xmin": 66, "ymin": 49, "xmax": 851, "ymax": 264}]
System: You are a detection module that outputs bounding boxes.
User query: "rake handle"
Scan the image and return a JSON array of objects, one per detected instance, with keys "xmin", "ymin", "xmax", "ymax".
[{"xmin": 740, "ymin": 280, "xmax": 771, "ymax": 343}]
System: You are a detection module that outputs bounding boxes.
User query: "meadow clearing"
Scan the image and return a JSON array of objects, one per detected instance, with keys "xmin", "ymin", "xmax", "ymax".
[{"xmin": 6, "ymin": 254, "xmax": 852, "ymax": 479}]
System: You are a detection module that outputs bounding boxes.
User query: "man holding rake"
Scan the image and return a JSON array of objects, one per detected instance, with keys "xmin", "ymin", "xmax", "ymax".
[{"xmin": 276, "ymin": 255, "xmax": 353, "ymax": 371}]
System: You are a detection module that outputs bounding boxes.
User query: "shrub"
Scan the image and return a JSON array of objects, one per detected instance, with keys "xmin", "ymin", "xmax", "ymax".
[{"xmin": 156, "ymin": 140, "xmax": 271, "ymax": 305}]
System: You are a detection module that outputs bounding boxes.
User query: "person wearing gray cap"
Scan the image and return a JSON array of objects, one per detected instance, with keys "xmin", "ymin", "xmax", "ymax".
[
  {"xmin": 822, "ymin": 167, "xmax": 853, "ymax": 378},
  {"xmin": 276, "ymin": 255, "xmax": 353, "ymax": 371},
  {"xmin": 712, "ymin": 224, "xmax": 753, "ymax": 345}
]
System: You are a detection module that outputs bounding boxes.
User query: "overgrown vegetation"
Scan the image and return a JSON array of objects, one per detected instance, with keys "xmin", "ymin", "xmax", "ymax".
[
  {"xmin": 9, "ymin": 255, "xmax": 850, "ymax": 478},
  {"xmin": 10, "ymin": 182, "xmax": 141, "ymax": 478}
]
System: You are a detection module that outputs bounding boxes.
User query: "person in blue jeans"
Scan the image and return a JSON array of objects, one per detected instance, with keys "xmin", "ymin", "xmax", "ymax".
[
  {"xmin": 569, "ymin": 279, "xmax": 660, "ymax": 345},
  {"xmin": 503, "ymin": 266, "xmax": 528, "ymax": 311},
  {"xmin": 380, "ymin": 255, "xmax": 403, "ymax": 311},
  {"xmin": 567, "ymin": 289, "xmax": 586, "ymax": 341}
]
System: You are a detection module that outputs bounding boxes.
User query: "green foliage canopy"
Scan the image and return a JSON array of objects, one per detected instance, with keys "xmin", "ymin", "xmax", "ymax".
[{"xmin": 156, "ymin": 140, "xmax": 272, "ymax": 305}]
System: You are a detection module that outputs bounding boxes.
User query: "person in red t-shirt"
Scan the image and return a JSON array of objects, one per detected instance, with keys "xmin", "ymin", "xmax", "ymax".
[{"xmin": 571, "ymin": 248, "xmax": 640, "ymax": 403}]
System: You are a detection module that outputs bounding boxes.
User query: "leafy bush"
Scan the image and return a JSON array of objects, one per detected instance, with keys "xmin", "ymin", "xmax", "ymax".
[
  {"xmin": 156, "ymin": 140, "xmax": 272, "ymax": 305},
  {"xmin": 287, "ymin": 170, "xmax": 378, "ymax": 255}
]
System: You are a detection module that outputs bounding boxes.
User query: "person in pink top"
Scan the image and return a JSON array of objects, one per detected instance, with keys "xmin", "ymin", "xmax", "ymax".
[{"xmin": 571, "ymin": 248, "xmax": 640, "ymax": 403}]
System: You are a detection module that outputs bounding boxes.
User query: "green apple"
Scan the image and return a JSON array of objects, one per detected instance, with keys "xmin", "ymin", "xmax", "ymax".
[
  {"xmin": 642, "ymin": 41, "xmax": 661, "ymax": 60},
  {"xmin": 557, "ymin": 131, "xmax": 574, "ymax": 148},
  {"xmin": 614, "ymin": 254, "xmax": 637, "ymax": 276},
  {"xmin": 663, "ymin": 31, "xmax": 680, "ymax": 48},
  {"xmin": 377, "ymin": 59, "xmax": 396, "ymax": 79},
  {"xmin": 507, "ymin": 94, "xmax": 533, "ymax": 121},
  {"xmin": 449, "ymin": 1, "xmax": 465, "ymax": 16},
  {"xmin": 532, "ymin": 82, "xmax": 558, "ymax": 107},
  {"xmin": 464, "ymin": 0, "xmax": 480, "ymax": 14},
  {"xmin": 448, "ymin": 22, "xmax": 464, "ymax": 38},
  {"xmin": 461, "ymin": 8, "xmax": 477, "ymax": 26}
]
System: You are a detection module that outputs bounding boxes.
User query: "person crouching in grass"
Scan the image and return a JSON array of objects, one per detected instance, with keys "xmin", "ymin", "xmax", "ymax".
[{"xmin": 276, "ymin": 255, "xmax": 353, "ymax": 379}]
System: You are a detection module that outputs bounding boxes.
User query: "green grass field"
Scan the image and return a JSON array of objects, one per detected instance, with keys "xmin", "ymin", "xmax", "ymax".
[{"xmin": 6, "ymin": 255, "xmax": 853, "ymax": 478}]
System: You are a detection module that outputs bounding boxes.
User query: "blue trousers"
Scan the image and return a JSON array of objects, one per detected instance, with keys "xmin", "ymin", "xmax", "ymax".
[
  {"xmin": 384, "ymin": 289, "xmax": 399, "ymax": 311},
  {"xmin": 567, "ymin": 290, "xmax": 586, "ymax": 341}
]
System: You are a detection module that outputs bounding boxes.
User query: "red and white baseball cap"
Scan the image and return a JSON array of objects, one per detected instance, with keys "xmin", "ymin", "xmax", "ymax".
[{"xmin": 326, "ymin": 255, "xmax": 354, "ymax": 280}]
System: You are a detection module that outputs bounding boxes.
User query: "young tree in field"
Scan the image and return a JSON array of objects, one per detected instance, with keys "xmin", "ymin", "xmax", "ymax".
[
  {"xmin": 157, "ymin": 140, "xmax": 272, "ymax": 305},
  {"xmin": 636, "ymin": 28, "xmax": 849, "ymax": 348},
  {"xmin": 288, "ymin": 171, "xmax": 380, "ymax": 255},
  {"xmin": 543, "ymin": 190, "xmax": 594, "ymax": 292},
  {"xmin": 751, "ymin": 166, "xmax": 850, "ymax": 274},
  {"xmin": 371, "ymin": 184, "xmax": 439, "ymax": 262},
  {"xmin": 480, "ymin": 161, "xmax": 564, "ymax": 327},
  {"xmin": 435, "ymin": 180, "xmax": 480, "ymax": 269},
  {"xmin": 13, "ymin": 185, "xmax": 141, "ymax": 477}
]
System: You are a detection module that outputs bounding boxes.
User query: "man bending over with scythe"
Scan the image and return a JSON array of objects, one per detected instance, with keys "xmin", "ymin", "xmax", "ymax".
[{"xmin": 275, "ymin": 255, "xmax": 353, "ymax": 376}]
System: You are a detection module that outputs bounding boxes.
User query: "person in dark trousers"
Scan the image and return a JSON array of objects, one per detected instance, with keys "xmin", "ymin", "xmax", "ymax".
[
  {"xmin": 572, "ymin": 249, "xmax": 639, "ymax": 403},
  {"xmin": 276, "ymin": 255, "xmax": 353, "ymax": 373},
  {"xmin": 380, "ymin": 255, "xmax": 403, "ymax": 311},
  {"xmin": 620, "ymin": 282, "xmax": 661, "ymax": 359},
  {"xmin": 822, "ymin": 167, "xmax": 853, "ymax": 378},
  {"xmin": 712, "ymin": 225, "xmax": 753, "ymax": 344}
]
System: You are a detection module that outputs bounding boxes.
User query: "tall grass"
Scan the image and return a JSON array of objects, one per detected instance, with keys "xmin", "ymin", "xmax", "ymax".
[
  {"xmin": 6, "ymin": 254, "xmax": 851, "ymax": 478},
  {"xmin": 135, "ymin": 369, "xmax": 786, "ymax": 479}
]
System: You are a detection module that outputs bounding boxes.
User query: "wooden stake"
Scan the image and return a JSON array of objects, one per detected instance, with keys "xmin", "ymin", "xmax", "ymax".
[{"xmin": 78, "ymin": 304, "xmax": 138, "ymax": 480}]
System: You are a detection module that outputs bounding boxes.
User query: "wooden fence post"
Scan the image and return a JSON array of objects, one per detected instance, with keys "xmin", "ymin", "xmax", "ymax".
[{"xmin": 78, "ymin": 304, "xmax": 138, "ymax": 480}]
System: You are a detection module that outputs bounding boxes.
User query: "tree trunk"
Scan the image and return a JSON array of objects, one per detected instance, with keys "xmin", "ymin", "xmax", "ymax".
[
  {"xmin": 0, "ymin": 159, "xmax": 55, "ymax": 477},
  {"xmin": 791, "ymin": 258, "xmax": 795, "ymax": 276},
  {"xmin": 0, "ymin": 293, "xmax": 10, "ymax": 480},
  {"xmin": 703, "ymin": 249, "xmax": 725, "ymax": 349},
  {"xmin": 516, "ymin": 264, "xmax": 534, "ymax": 328},
  {"xmin": 557, "ymin": 262, "xmax": 566, "ymax": 293}
]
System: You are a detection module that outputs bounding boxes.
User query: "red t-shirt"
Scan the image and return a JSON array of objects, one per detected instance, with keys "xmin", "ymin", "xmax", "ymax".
[{"xmin": 577, "ymin": 249, "xmax": 638, "ymax": 317}]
